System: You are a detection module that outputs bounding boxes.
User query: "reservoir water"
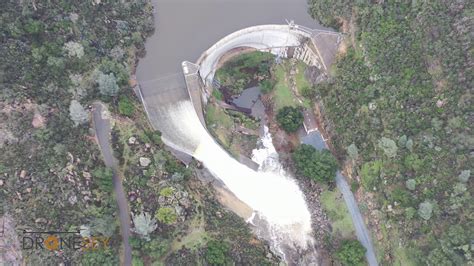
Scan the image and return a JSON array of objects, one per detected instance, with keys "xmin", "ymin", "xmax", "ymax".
[{"xmin": 137, "ymin": 0, "xmax": 328, "ymax": 81}]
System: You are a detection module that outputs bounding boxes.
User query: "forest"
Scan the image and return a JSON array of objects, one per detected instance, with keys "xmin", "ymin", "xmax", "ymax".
[
  {"xmin": 308, "ymin": 1, "xmax": 472, "ymax": 265},
  {"xmin": 0, "ymin": 1, "xmax": 279, "ymax": 264}
]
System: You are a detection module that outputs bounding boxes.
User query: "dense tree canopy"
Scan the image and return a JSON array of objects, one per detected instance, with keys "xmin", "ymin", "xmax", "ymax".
[
  {"xmin": 276, "ymin": 106, "xmax": 304, "ymax": 133},
  {"xmin": 336, "ymin": 239, "xmax": 366, "ymax": 266},
  {"xmin": 308, "ymin": 0, "xmax": 473, "ymax": 264},
  {"xmin": 292, "ymin": 144, "xmax": 338, "ymax": 183},
  {"xmin": 205, "ymin": 240, "xmax": 230, "ymax": 266}
]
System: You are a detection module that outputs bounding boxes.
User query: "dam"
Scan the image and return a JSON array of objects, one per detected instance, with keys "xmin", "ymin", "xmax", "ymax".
[{"xmin": 137, "ymin": 23, "xmax": 341, "ymax": 263}]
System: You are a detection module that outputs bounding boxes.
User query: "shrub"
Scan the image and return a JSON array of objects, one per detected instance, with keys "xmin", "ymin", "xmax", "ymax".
[
  {"xmin": 155, "ymin": 207, "xmax": 177, "ymax": 225},
  {"xmin": 81, "ymin": 249, "xmax": 118, "ymax": 266},
  {"xmin": 132, "ymin": 212, "xmax": 157, "ymax": 239},
  {"xmin": 131, "ymin": 257, "xmax": 144, "ymax": 266},
  {"xmin": 276, "ymin": 106, "xmax": 304, "ymax": 133},
  {"xmin": 64, "ymin": 41, "xmax": 84, "ymax": 59},
  {"xmin": 406, "ymin": 179, "xmax": 416, "ymax": 191},
  {"xmin": 97, "ymin": 72, "xmax": 119, "ymax": 96},
  {"xmin": 378, "ymin": 137, "xmax": 398, "ymax": 158},
  {"xmin": 292, "ymin": 144, "xmax": 338, "ymax": 183},
  {"xmin": 159, "ymin": 187, "xmax": 174, "ymax": 197},
  {"xmin": 347, "ymin": 143, "xmax": 359, "ymax": 160},
  {"xmin": 360, "ymin": 160, "xmax": 382, "ymax": 190},
  {"xmin": 405, "ymin": 207, "xmax": 416, "ymax": 220},
  {"xmin": 336, "ymin": 239, "xmax": 366, "ymax": 266},
  {"xmin": 458, "ymin": 170, "xmax": 470, "ymax": 183},
  {"xmin": 260, "ymin": 79, "xmax": 275, "ymax": 94},
  {"xmin": 418, "ymin": 201, "xmax": 433, "ymax": 220},
  {"xmin": 205, "ymin": 240, "xmax": 230, "ymax": 265},
  {"xmin": 93, "ymin": 167, "xmax": 114, "ymax": 192},
  {"xmin": 69, "ymin": 100, "xmax": 89, "ymax": 126},
  {"xmin": 118, "ymin": 97, "xmax": 135, "ymax": 117}
]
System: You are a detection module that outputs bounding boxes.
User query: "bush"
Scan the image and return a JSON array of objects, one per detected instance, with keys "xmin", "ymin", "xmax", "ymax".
[
  {"xmin": 406, "ymin": 179, "xmax": 416, "ymax": 191},
  {"xmin": 118, "ymin": 97, "xmax": 135, "ymax": 117},
  {"xmin": 132, "ymin": 212, "xmax": 157, "ymax": 240},
  {"xmin": 155, "ymin": 207, "xmax": 177, "ymax": 225},
  {"xmin": 292, "ymin": 144, "xmax": 338, "ymax": 183},
  {"xmin": 93, "ymin": 167, "xmax": 114, "ymax": 192},
  {"xmin": 276, "ymin": 106, "xmax": 304, "ymax": 133},
  {"xmin": 418, "ymin": 201, "xmax": 433, "ymax": 220},
  {"xmin": 159, "ymin": 187, "xmax": 174, "ymax": 197},
  {"xmin": 205, "ymin": 240, "xmax": 230, "ymax": 265},
  {"xmin": 336, "ymin": 239, "xmax": 366, "ymax": 266},
  {"xmin": 81, "ymin": 249, "xmax": 118, "ymax": 266},
  {"xmin": 360, "ymin": 160, "xmax": 382, "ymax": 190},
  {"xmin": 97, "ymin": 72, "xmax": 120, "ymax": 96},
  {"xmin": 260, "ymin": 79, "xmax": 275, "ymax": 94},
  {"xmin": 69, "ymin": 100, "xmax": 89, "ymax": 126}
]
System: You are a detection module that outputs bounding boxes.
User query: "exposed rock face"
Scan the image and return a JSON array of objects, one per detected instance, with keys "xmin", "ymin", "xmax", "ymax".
[{"xmin": 139, "ymin": 157, "xmax": 151, "ymax": 167}]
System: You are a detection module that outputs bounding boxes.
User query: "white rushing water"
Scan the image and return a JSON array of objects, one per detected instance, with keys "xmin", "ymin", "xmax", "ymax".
[{"xmin": 162, "ymin": 100, "xmax": 314, "ymax": 259}]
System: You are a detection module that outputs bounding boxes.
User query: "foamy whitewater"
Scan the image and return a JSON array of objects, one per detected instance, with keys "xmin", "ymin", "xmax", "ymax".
[{"xmin": 160, "ymin": 100, "xmax": 314, "ymax": 260}]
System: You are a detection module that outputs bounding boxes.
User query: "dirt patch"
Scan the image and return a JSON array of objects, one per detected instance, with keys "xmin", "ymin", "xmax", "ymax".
[
  {"xmin": 0, "ymin": 214, "xmax": 23, "ymax": 265},
  {"xmin": 214, "ymin": 186, "xmax": 253, "ymax": 220},
  {"xmin": 32, "ymin": 110, "xmax": 46, "ymax": 128}
]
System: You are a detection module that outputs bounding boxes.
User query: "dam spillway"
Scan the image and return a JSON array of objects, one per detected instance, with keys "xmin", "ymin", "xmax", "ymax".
[{"xmin": 137, "ymin": 24, "xmax": 341, "ymax": 263}]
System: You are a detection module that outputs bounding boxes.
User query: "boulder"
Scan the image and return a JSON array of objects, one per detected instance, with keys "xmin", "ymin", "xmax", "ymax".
[
  {"xmin": 82, "ymin": 171, "xmax": 91, "ymax": 179},
  {"xmin": 139, "ymin": 157, "xmax": 151, "ymax": 167},
  {"xmin": 128, "ymin": 136, "xmax": 137, "ymax": 145},
  {"xmin": 20, "ymin": 170, "xmax": 27, "ymax": 179}
]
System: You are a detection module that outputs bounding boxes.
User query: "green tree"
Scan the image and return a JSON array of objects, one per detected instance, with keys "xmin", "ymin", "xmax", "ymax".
[
  {"xmin": 69, "ymin": 100, "xmax": 89, "ymax": 126},
  {"xmin": 276, "ymin": 106, "xmax": 304, "ymax": 133},
  {"xmin": 205, "ymin": 240, "xmax": 230, "ymax": 265},
  {"xmin": 97, "ymin": 72, "xmax": 120, "ymax": 96},
  {"xmin": 131, "ymin": 257, "xmax": 144, "ymax": 266},
  {"xmin": 336, "ymin": 239, "xmax": 366, "ymax": 266},
  {"xmin": 292, "ymin": 144, "xmax": 338, "ymax": 183},
  {"xmin": 378, "ymin": 137, "xmax": 398, "ymax": 158},
  {"xmin": 155, "ymin": 207, "xmax": 177, "ymax": 225}
]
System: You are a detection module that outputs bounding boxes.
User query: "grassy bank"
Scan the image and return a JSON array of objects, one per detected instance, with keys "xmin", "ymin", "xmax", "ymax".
[{"xmin": 320, "ymin": 188, "xmax": 355, "ymax": 239}]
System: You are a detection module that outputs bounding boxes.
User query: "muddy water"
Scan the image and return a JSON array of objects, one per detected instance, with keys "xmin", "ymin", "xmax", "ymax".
[{"xmin": 137, "ymin": 0, "xmax": 327, "ymax": 82}]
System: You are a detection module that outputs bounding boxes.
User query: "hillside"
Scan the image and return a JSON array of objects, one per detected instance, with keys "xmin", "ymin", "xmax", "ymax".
[{"xmin": 307, "ymin": 1, "xmax": 473, "ymax": 264}]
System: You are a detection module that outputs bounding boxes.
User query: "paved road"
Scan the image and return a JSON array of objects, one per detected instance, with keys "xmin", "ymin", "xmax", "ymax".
[
  {"xmin": 92, "ymin": 102, "xmax": 132, "ymax": 266},
  {"xmin": 302, "ymin": 134, "xmax": 378, "ymax": 266},
  {"xmin": 336, "ymin": 172, "xmax": 378, "ymax": 266}
]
